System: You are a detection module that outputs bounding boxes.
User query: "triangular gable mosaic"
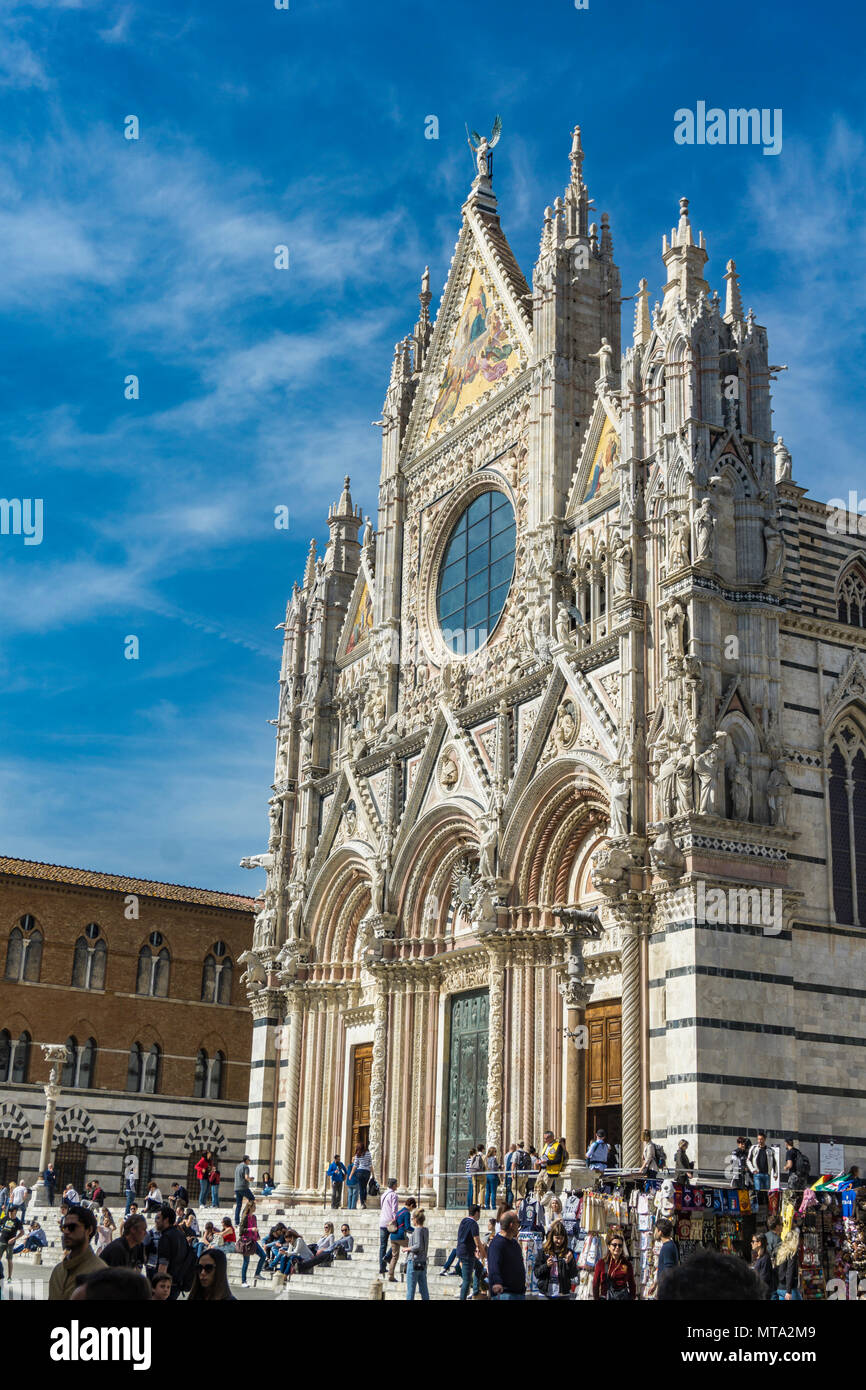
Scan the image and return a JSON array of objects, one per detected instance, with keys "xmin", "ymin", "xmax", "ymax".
[{"xmin": 426, "ymin": 264, "xmax": 522, "ymax": 440}]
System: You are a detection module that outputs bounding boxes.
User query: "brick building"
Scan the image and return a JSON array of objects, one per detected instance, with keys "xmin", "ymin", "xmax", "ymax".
[{"xmin": 0, "ymin": 857, "xmax": 255, "ymax": 1200}]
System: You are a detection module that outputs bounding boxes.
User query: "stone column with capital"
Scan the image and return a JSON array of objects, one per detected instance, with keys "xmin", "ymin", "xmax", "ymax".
[
  {"xmin": 31, "ymin": 1044, "xmax": 68, "ymax": 1206},
  {"xmin": 559, "ymin": 972, "xmax": 591, "ymax": 1180},
  {"xmin": 275, "ymin": 992, "xmax": 305, "ymax": 1198}
]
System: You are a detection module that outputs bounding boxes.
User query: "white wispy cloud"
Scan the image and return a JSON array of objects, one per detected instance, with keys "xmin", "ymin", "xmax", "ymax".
[{"xmin": 741, "ymin": 117, "xmax": 866, "ymax": 498}]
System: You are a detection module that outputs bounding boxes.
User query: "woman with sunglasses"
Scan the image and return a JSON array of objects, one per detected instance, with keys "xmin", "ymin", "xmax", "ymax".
[
  {"xmin": 592, "ymin": 1231, "xmax": 636, "ymax": 1301},
  {"xmin": 187, "ymin": 1246, "xmax": 237, "ymax": 1301}
]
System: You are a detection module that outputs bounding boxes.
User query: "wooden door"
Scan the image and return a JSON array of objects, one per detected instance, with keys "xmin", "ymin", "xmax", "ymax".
[
  {"xmin": 586, "ymin": 1000, "xmax": 622, "ymax": 1159},
  {"xmin": 351, "ymin": 1043, "xmax": 373, "ymax": 1153}
]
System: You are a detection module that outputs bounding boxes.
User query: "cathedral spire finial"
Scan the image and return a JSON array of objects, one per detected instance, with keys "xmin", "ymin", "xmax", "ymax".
[
  {"xmin": 570, "ymin": 125, "xmax": 584, "ymax": 184},
  {"xmin": 303, "ymin": 537, "xmax": 317, "ymax": 588},
  {"xmin": 414, "ymin": 265, "xmax": 433, "ymax": 371},
  {"xmin": 633, "ymin": 278, "xmax": 651, "ymax": 347},
  {"xmin": 723, "ymin": 259, "xmax": 743, "ymax": 323},
  {"xmin": 661, "ymin": 196, "xmax": 709, "ymax": 310},
  {"xmin": 564, "ymin": 123, "xmax": 591, "ymax": 239}
]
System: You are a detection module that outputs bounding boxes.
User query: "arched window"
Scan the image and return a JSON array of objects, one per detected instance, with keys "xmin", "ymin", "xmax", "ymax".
[
  {"xmin": 828, "ymin": 718, "xmax": 866, "ymax": 926},
  {"xmin": 12, "ymin": 1031, "xmax": 30, "ymax": 1083},
  {"xmin": 61, "ymin": 1036, "xmax": 79, "ymax": 1088},
  {"xmin": 0, "ymin": 1030, "xmax": 9, "ymax": 1081},
  {"xmin": 193, "ymin": 1048, "xmax": 208, "ymax": 1098},
  {"xmin": 126, "ymin": 1042, "xmax": 143, "ymax": 1093},
  {"xmin": 135, "ymin": 938, "xmax": 170, "ymax": 997},
  {"xmin": 837, "ymin": 565, "xmax": 866, "ymax": 628},
  {"xmin": 4, "ymin": 916, "xmax": 42, "ymax": 982},
  {"xmin": 78, "ymin": 1037, "xmax": 96, "ymax": 1089},
  {"xmin": 193, "ymin": 1047, "xmax": 225, "ymax": 1099},
  {"xmin": 210, "ymin": 1051, "xmax": 225, "ymax": 1100},
  {"xmin": 201, "ymin": 943, "xmax": 233, "ymax": 1005},
  {"xmin": 143, "ymin": 1044, "xmax": 161, "ymax": 1094},
  {"xmin": 72, "ymin": 925, "xmax": 107, "ymax": 990}
]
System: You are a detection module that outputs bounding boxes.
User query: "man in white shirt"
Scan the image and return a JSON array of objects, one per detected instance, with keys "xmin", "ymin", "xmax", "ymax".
[
  {"xmin": 11, "ymin": 1181, "xmax": 29, "ymax": 1215},
  {"xmin": 378, "ymin": 1178, "xmax": 399, "ymax": 1275}
]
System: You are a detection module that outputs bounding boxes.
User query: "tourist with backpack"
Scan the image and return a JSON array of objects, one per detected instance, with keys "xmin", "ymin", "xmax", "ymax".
[
  {"xmin": 154, "ymin": 1203, "xmax": 198, "ymax": 1300},
  {"xmin": 586, "ymin": 1128, "xmax": 612, "ymax": 1173},
  {"xmin": 512, "ymin": 1140, "xmax": 532, "ymax": 1199},
  {"xmin": 639, "ymin": 1130, "xmax": 665, "ymax": 1177},
  {"xmin": 784, "ymin": 1139, "xmax": 811, "ymax": 1190}
]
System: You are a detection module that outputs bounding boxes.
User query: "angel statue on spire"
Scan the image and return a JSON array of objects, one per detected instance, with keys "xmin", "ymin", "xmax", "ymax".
[{"xmin": 466, "ymin": 116, "xmax": 502, "ymax": 179}]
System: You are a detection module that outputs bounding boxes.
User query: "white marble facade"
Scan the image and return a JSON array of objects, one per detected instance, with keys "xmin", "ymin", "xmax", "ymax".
[{"xmin": 240, "ymin": 127, "xmax": 866, "ymax": 1199}]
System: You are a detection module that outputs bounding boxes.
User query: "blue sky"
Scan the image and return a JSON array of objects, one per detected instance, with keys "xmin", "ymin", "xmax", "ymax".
[{"xmin": 1, "ymin": 0, "xmax": 864, "ymax": 893}]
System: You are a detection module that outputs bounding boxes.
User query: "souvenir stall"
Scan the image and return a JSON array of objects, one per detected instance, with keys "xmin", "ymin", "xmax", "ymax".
[
  {"xmin": 794, "ymin": 1175, "xmax": 866, "ymax": 1299},
  {"xmin": 514, "ymin": 1170, "xmax": 866, "ymax": 1299}
]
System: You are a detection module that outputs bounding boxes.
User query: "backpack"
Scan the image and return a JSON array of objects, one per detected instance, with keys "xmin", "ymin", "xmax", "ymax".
[
  {"xmin": 796, "ymin": 1151, "xmax": 811, "ymax": 1181},
  {"xmin": 175, "ymin": 1240, "xmax": 199, "ymax": 1294},
  {"xmin": 653, "ymin": 1144, "xmax": 667, "ymax": 1169},
  {"xmin": 515, "ymin": 1149, "xmax": 532, "ymax": 1171},
  {"xmin": 161, "ymin": 1228, "xmax": 197, "ymax": 1294}
]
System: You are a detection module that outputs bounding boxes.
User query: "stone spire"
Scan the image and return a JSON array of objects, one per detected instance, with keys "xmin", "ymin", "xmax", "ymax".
[
  {"xmin": 723, "ymin": 259, "xmax": 743, "ymax": 324},
  {"xmin": 326, "ymin": 475, "xmax": 363, "ymax": 573},
  {"xmin": 303, "ymin": 537, "xmax": 317, "ymax": 589},
  {"xmin": 661, "ymin": 197, "xmax": 709, "ymax": 312},
  {"xmin": 413, "ymin": 266, "xmax": 433, "ymax": 372},
  {"xmin": 633, "ymin": 277, "xmax": 651, "ymax": 347},
  {"xmin": 564, "ymin": 124, "xmax": 591, "ymax": 239}
]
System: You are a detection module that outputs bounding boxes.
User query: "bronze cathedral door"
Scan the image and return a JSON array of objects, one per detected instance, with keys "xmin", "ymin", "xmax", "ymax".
[{"xmin": 445, "ymin": 989, "xmax": 489, "ymax": 1208}]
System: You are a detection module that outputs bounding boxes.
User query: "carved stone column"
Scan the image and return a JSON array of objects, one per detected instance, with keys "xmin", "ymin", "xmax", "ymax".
[
  {"xmin": 368, "ymin": 974, "xmax": 389, "ymax": 1179},
  {"xmin": 32, "ymin": 1044, "xmax": 67, "ymax": 1205},
  {"xmin": 275, "ymin": 991, "xmax": 304, "ymax": 1198},
  {"xmin": 619, "ymin": 910, "xmax": 643, "ymax": 1168},
  {"xmin": 486, "ymin": 945, "xmax": 506, "ymax": 1154}
]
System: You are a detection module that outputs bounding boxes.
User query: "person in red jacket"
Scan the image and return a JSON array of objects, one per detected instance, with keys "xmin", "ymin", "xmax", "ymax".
[
  {"xmin": 592, "ymin": 1234, "xmax": 636, "ymax": 1300},
  {"xmin": 194, "ymin": 1152, "xmax": 212, "ymax": 1208}
]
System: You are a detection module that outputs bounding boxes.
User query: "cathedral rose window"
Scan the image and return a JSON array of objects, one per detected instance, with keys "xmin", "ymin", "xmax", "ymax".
[{"xmin": 436, "ymin": 489, "xmax": 515, "ymax": 654}]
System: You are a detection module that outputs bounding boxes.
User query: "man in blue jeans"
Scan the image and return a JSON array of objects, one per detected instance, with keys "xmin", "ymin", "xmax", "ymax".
[
  {"xmin": 457, "ymin": 1204, "xmax": 485, "ymax": 1300},
  {"xmin": 234, "ymin": 1155, "xmax": 255, "ymax": 1224},
  {"xmin": 378, "ymin": 1178, "xmax": 399, "ymax": 1273},
  {"xmin": 747, "ymin": 1132, "xmax": 778, "ymax": 1192}
]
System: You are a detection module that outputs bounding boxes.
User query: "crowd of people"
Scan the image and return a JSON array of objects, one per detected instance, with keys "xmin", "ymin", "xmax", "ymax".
[
  {"xmin": 3, "ymin": 1126, "xmax": 861, "ymax": 1302},
  {"xmin": 0, "ymin": 1151, "xmax": 355, "ymax": 1302}
]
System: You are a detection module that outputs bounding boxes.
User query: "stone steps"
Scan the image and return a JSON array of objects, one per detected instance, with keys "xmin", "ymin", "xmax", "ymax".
[{"xmin": 22, "ymin": 1201, "xmax": 475, "ymax": 1299}]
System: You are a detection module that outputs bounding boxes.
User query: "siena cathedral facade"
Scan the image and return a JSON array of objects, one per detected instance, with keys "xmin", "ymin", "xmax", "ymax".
[{"xmin": 240, "ymin": 128, "xmax": 866, "ymax": 1204}]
